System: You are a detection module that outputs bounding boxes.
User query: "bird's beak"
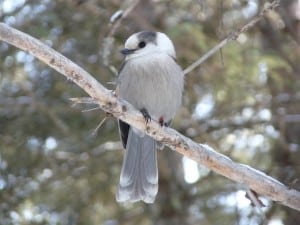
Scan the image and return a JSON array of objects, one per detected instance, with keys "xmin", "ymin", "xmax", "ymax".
[{"xmin": 121, "ymin": 48, "xmax": 136, "ymax": 55}]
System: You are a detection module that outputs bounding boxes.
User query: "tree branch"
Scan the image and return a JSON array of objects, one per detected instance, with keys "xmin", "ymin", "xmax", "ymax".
[
  {"xmin": 107, "ymin": 0, "xmax": 141, "ymax": 38},
  {"xmin": 183, "ymin": 0, "xmax": 280, "ymax": 75},
  {"xmin": 1, "ymin": 21, "xmax": 300, "ymax": 211}
]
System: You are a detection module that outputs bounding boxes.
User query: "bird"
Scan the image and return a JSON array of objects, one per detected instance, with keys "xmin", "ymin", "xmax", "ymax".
[{"xmin": 116, "ymin": 31, "xmax": 184, "ymax": 203}]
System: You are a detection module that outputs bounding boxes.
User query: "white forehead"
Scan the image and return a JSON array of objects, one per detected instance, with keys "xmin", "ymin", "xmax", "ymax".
[
  {"xmin": 124, "ymin": 34, "xmax": 139, "ymax": 49},
  {"xmin": 124, "ymin": 31, "xmax": 176, "ymax": 58}
]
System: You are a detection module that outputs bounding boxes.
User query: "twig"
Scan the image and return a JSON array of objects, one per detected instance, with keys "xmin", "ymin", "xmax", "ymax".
[
  {"xmin": 183, "ymin": 0, "xmax": 280, "ymax": 75},
  {"xmin": 1, "ymin": 17, "xmax": 300, "ymax": 211},
  {"xmin": 70, "ymin": 97, "xmax": 98, "ymax": 106},
  {"xmin": 107, "ymin": 0, "xmax": 141, "ymax": 37},
  {"xmin": 246, "ymin": 188, "xmax": 265, "ymax": 213},
  {"xmin": 91, "ymin": 117, "xmax": 107, "ymax": 136},
  {"xmin": 183, "ymin": 37, "xmax": 229, "ymax": 75},
  {"xmin": 81, "ymin": 106, "xmax": 101, "ymax": 112}
]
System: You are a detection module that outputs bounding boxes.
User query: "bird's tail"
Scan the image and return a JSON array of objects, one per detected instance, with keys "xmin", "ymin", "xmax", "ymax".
[{"xmin": 116, "ymin": 128, "xmax": 158, "ymax": 203}]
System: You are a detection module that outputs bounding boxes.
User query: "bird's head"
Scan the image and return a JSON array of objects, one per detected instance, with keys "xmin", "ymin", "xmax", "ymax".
[{"xmin": 121, "ymin": 31, "xmax": 176, "ymax": 60}]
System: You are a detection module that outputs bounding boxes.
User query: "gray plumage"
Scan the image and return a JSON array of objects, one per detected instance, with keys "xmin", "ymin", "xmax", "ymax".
[
  {"xmin": 116, "ymin": 128, "xmax": 158, "ymax": 203},
  {"xmin": 116, "ymin": 31, "xmax": 184, "ymax": 203}
]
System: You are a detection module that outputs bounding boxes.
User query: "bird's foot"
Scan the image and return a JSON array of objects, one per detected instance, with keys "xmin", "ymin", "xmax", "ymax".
[
  {"xmin": 158, "ymin": 117, "xmax": 165, "ymax": 127},
  {"xmin": 140, "ymin": 108, "xmax": 151, "ymax": 123},
  {"xmin": 159, "ymin": 117, "xmax": 169, "ymax": 127}
]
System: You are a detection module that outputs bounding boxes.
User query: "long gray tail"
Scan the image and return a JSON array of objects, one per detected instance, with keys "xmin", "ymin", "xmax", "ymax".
[{"xmin": 116, "ymin": 128, "xmax": 158, "ymax": 203}]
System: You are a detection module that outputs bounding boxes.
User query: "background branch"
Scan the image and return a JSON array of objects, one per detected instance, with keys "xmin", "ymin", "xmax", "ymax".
[
  {"xmin": 107, "ymin": 0, "xmax": 141, "ymax": 38},
  {"xmin": 1, "ymin": 18, "xmax": 300, "ymax": 211},
  {"xmin": 183, "ymin": 0, "xmax": 280, "ymax": 75}
]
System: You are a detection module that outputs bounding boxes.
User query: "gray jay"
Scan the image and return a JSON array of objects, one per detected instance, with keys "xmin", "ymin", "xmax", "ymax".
[{"xmin": 116, "ymin": 31, "xmax": 184, "ymax": 203}]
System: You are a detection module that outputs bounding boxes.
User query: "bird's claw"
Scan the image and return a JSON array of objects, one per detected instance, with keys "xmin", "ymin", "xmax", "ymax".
[
  {"xmin": 140, "ymin": 108, "xmax": 151, "ymax": 123},
  {"xmin": 159, "ymin": 117, "xmax": 164, "ymax": 127}
]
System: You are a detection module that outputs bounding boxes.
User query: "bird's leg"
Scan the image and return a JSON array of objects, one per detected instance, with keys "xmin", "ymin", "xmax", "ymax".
[
  {"xmin": 158, "ymin": 117, "xmax": 164, "ymax": 127},
  {"xmin": 140, "ymin": 108, "xmax": 151, "ymax": 123},
  {"xmin": 159, "ymin": 117, "xmax": 170, "ymax": 127}
]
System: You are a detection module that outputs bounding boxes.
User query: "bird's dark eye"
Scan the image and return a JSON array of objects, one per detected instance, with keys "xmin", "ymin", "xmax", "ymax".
[{"xmin": 138, "ymin": 41, "xmax": 146, "ymax": 48}]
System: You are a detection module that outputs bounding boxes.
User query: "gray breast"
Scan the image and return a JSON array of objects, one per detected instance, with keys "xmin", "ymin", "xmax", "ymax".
[{"xmin": 118, "ymin": 53, "xmax": 183, "ymax": 121}]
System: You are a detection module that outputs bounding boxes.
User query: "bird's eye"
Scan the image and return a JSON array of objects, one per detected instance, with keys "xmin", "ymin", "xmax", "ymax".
[{"xmin": 138, "ymin": 41, "xmax": 146, "ymax": 48}]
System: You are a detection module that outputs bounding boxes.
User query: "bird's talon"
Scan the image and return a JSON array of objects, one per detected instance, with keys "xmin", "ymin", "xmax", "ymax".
[
  {"xmin": 159, "ymin": 117, "xmax": 165, "ymax": 127},
  {"xmin": 140, "ymin": 108, "xmax": 151, "ymax": 123}
]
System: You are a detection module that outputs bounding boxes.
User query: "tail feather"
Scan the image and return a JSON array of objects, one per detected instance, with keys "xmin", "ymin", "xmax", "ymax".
[{"xmin": 116, "ymin": 128, "xmax": 158, "ymax": 203}]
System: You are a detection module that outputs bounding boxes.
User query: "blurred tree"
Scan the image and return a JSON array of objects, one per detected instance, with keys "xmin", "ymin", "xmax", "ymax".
[{"xmin": 0, "ymin": 0, "xmax": 299, "ymax": 225}]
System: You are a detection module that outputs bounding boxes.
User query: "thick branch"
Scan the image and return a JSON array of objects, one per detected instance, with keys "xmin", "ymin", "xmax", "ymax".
[{"xmin": 1, "ymin": 22, "xmax": 300, "ymax": 211}]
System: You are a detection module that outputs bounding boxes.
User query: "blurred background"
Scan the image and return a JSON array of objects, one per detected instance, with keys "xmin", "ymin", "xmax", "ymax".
[{"xmin": 0, "ymin": 0, "xmax": 300, "ymax": 224}]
